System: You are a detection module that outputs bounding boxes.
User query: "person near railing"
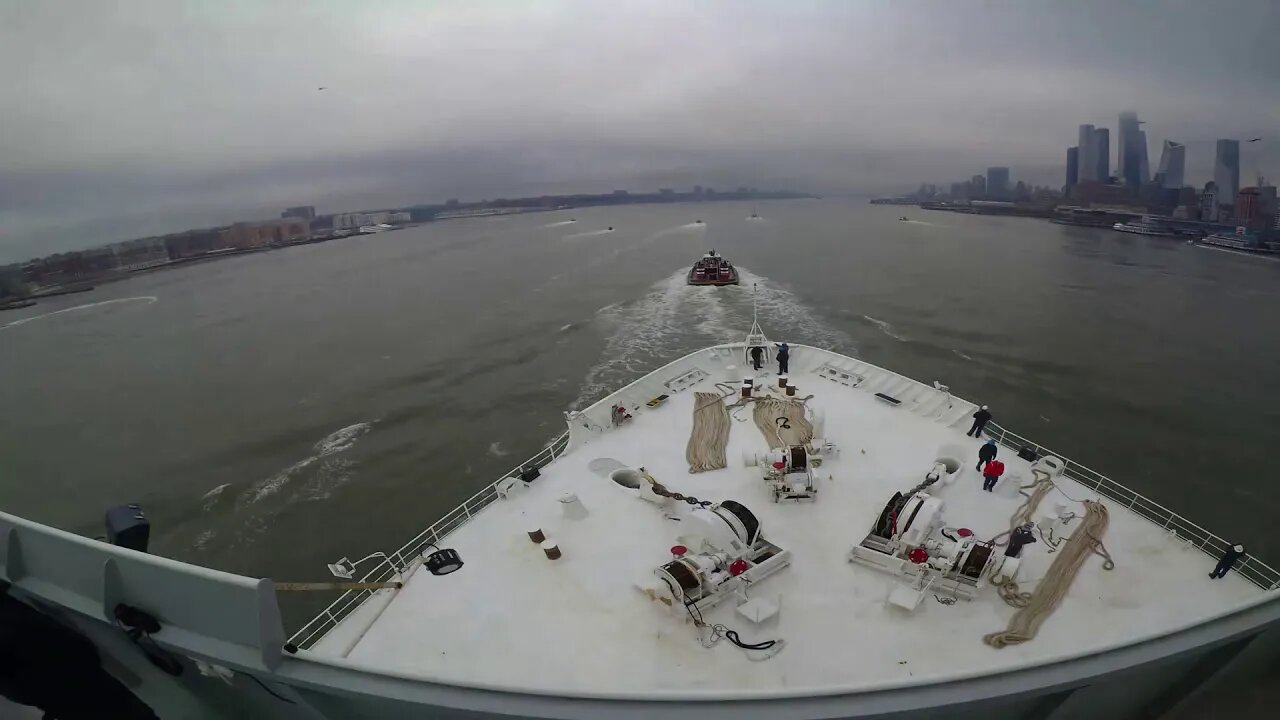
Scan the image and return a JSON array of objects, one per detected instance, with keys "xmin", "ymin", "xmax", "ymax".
[
  {"xmin": 967, "ymin": 405, "xmax": 992, "ymax": 437},
  {"xmin": 1210, "ymin": 544, "xmax": 1246, "ymax": 579},
  {"xmin": 977, "ymin": 439, "xmax": 997, "ymax": 471},
  {"xmin": 982, "ymin": 458, "xmax": 1005, "ymax": 492}
]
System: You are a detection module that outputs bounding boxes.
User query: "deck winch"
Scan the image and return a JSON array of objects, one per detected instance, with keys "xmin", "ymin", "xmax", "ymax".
[
  {"xmin": 745, "ymin": 443, "xmax": 834, "ymax": 503},
  {"xmin": 848, "ymin": 457, "xmax": 1003, "ymax": 607},
  {"xmin": 645, "ymin": 499, "xmax": 791, "ymax": 612}
]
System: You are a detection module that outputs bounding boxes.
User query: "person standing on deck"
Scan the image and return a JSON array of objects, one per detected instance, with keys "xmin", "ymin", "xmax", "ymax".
[
  {"xmin": 981, "ymin": 458, "xmax": 1005, "ymax": 492},
  {"xmin": 1210, "ymin": 544, "xmax": 1246, "ymax": 579},
  {"xmin": 750, "ymin": 345, "xmax": 764, "ymax": 371},
  {"xmin": 977, "ymin": 439, "xmax": 997, "ymax": 471},
  {"xmin": 775, "ymin": 343, "xmax": 790, "ymax": 375},
  {"xmin": 967, "ymin": 405, "xmax": 992, "ymax": 437}
]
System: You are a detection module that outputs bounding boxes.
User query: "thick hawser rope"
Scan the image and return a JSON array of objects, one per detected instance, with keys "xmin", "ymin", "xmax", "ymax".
[
  {"xmin": 750, "ymin": 396, "xmax": 814, "ymax": 448},
  {"xmin": 984, "ymin": 499, "xmax": 1115, "ymax": 648},
  {"xmin": 686, "ymin": 391, "xmax": 732, "ymax": 473},
  {"xmin": 989, "ymin": 469, "xmax": 1056, "ymax": 548},
  {"xmin": 684, "ymin": 383, "xmax": 815, "ymax": 473}
]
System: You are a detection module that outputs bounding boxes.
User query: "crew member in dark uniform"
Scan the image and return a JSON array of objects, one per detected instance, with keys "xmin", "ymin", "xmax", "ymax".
[
  {"xmin": 1210, "ymin": 544, "xmax": 1246, "ymax": 579},
  {"xmin": 775, "ymin": 343, "xmax": 790, "ymax": 375},
  {"xmin": 1006, "ymin": 522, "xmax": 1038, "ymax": 557},
  {"xmin": 967, "ymin": 405, "xmax": 992, "ymax": 437},
  {"xmin": 977, "ymin": 439, "xmax": 997, "ymax": 471},
  {"xmin": 750, "ymin": 345, "xmax": 764, "ymax": 371}
]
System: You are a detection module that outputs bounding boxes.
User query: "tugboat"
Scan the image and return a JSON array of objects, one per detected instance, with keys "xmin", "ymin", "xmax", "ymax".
[
  {"xmin": 899, "ymin": 216, "xmax": 909, "ymax": 222},
  {"xmin": 687, "ymin": 249, "xmax": 739, "ymax": 286}
]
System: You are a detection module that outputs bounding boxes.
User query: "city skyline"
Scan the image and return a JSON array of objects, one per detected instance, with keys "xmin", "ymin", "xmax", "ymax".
[
  {"xmin": 916, "ymin": 105, "xmax": 1264, "ymax": 208},
  {"xmin": 2, "ymin": 1, "xmax": 1278, "ymax": 261}
]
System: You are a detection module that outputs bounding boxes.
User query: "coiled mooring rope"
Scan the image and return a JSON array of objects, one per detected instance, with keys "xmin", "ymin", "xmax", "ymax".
[
  {"xmin": 983, "ymin": 500, "xmax": 1115, "ymax": 648},
  {"xmin": 751, "ymin": 396, "xmax": 814, "ymax": 448},
  {"xmin": 686, "ymin": 391, "xmax": 732, "ymax": 473}
]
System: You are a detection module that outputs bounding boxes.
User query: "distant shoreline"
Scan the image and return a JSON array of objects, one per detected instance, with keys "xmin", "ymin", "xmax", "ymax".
[{"xmin": 2, "ymin": 193, "xmax": 817, "ymax": 302}]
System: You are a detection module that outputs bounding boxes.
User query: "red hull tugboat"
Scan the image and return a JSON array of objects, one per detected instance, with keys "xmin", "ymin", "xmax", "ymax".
[{"xmin": 687, "ymin": 249, "xmax": 739, "ymax": 286}]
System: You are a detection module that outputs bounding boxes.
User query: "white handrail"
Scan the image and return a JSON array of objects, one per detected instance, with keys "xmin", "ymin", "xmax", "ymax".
[{"xmin": 289, "ymin": 431, "xmax": 570, "ymax": 647}]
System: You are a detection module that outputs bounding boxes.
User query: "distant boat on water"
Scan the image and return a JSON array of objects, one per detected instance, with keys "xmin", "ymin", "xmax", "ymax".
[{"xmin": 1111, "ymin": 216, "xmax": 1178, "ymax": 237}]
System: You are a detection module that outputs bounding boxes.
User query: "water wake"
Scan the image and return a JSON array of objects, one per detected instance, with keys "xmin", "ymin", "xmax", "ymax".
[
  {"xmin": 541, "ymin": 219, "xmax": 578, "ymax": 228},
  {"xmin": 201, "ymin": 483, "xmax": 232, "ymax": 511},
  {"xmin": 736, "ymin": 269, "xmax": 856, "ymax": 351},
  {"xmin": 1, "ymin": 296, "xmax": 158, "ymax": 330},
  {"xmin": 240, "ymin": 421, "xmax": 374, "ymax": 506},
  {"xmin": 861, "ymin": 315, "xmax": 909, "ymax": 342},
  {"xmin": 563, "ymin": 228, "xmax": 616, "ymax": 240},
  {"xmin": 193, "ymin": 529, "xmax": 216, "ymax": 550},
  {"xmin": 572, "ymin": 268, "xmax": 853, "ymax": 408},
  {"xmin": 574, "ymin": 271, "xmax": 696, "ymax": 408}
]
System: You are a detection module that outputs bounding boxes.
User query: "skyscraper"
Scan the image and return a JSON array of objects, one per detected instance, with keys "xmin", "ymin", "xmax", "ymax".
[
  {"xmin": 1260, "ymin": 185, "xmax": 1278, "ymax": 221},
  {"xmin": 986, "ymin": 167, "xmax": 1010, "ymax": 200},
  {"xmin": 970, "ymin": 174, "xmax": 986, "ymax": 198},
  {"xmin": 1094, "ymin": 128, "xmax": 1110, "ymax": 182},
  {"xmin": 1116, "ymin": 112, "xmax": 1149, "ymax": 190},
  {"xmin": 1214, "ymin": 139, "xmax": 1240, "ymax": 209},
  {"xmin": 1137, "ymin": 130, "xmax": 1149, "ymax": 184},
  {"xmin": 1066, "ymin": 146, "xmax": 1079, "ymax": 190},
  {"xmin": 1155, "ymin": 141, "xmax": 1185, "ymax": 189},
  {"xmin": 1077, "ymin": 124, "xmax": 1097, "ymax": 182}
]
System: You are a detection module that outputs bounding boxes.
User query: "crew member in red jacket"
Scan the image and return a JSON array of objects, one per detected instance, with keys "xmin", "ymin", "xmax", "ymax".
[{"xmin": 982, "ymin": 458, "xmax": 1005, "ymax": 492}]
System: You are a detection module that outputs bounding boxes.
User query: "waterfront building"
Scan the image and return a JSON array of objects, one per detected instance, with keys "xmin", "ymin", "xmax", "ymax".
[
  {"xmin": 986, "ymin": 167, "xmax": 1010, "ymax": 200},
  {"xmin": 1199, "ymin": 182, "xmax": 1218, "ymax": 222},
  {"xmin": 1066, "ymin": 146, "xmax": 1079, "ymax": 191},
  {"xmin": 1117, "ymin": 112, "xmax": 1148, "ymax": 190},
  {"xmin": 1078, "ymin": 124, "xmax": 1097, "ymax": 182},
  {"xmin": 1215, "ymin": 139, "xmax": 1240, "ymax": 211},
  {"xmin": 1094, "ymin": 128, "xmax": 1110, "ymax": 182},
  {"xmin": 1155, "ymin": 141, "xmax": 1186, "ymax": 189},
  {"xmin": 282, "ymin": 206, "xmax": 317, "ymax": 221}
]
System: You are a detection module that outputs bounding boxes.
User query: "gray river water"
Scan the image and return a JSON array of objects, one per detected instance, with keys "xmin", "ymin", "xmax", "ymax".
[{"xmin": 2, "ymin": 199, "xmax": 1277, "ymax": 627}]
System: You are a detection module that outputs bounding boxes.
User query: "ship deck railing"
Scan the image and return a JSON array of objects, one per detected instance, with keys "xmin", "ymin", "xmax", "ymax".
[
  {"xmin": 288, "ymin": 430, "xmax": 571, "ymax": 649},
  {"xmin": 983, "ymin": 421, "xmax": 1280, "ymax": 591},
  {"xmin": 288, "ymin": 403, "xmax": 1280, "ymax": 650}
]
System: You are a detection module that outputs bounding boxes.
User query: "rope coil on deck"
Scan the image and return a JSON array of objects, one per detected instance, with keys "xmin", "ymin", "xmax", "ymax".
[
  {"xmin": 984, "ymin": 500, "xmax": 1115, "ymax": 648},
  {"xmin": 751, "ymin": 396, "xmax": 814, "ymax": 448},
  {"xmin": 684, "ymin": 385, "xmax": 815, "ymax": 472},
  {"xmin": 989, "ymin": 469, "xmax": 1052, "ymax": 547},
  {"xmin": 686, "ymin": 391, "xmax": 732, "ymax": 473}
]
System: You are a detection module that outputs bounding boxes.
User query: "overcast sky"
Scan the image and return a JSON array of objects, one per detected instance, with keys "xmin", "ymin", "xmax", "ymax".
[{"xmin": 2, "ymin": 0, "xmax": 1278, "ymax": 262}]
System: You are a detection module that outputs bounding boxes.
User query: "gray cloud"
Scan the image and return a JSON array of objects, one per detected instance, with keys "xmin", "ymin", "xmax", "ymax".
[{"xmin": 2, "ymin": 0, "xmax": 1278, "ymax": 261}]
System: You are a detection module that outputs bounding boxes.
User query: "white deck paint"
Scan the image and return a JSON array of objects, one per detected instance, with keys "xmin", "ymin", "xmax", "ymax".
[{"xmin": 332, "ymin": 345, "xmax": 1260, "ymax": 694}]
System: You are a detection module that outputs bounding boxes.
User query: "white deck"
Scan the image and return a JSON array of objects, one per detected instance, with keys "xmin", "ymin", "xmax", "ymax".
[{"xmin": 317, "ymin": 345, "xmax": 1262, "ymax": 695}]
